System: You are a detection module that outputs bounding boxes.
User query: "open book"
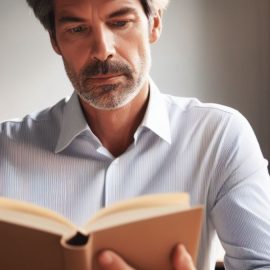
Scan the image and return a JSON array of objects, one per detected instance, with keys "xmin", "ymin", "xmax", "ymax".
[{"xmin": 0, "ymin": 193, "xmax": 203, "ymax": 270}]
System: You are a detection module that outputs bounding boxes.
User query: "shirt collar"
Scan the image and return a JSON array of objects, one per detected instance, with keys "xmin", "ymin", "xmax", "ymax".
[
  {"xmin": 55, "ymin": 92, "xmax": 90, "ymax": 154},
  {"xmin": 55, "ymin": 79, "xmax": 171, "ymax": 153},
  {"xmin": 138, "ymin": 79, "xmax": 171, "ymax": 144}
]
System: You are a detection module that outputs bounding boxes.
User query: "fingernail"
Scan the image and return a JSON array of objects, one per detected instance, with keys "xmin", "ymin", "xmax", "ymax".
[
  {"xmin": 179, "ymin": 244, "xmax": 186, "ymax": 252},
  {"xmin": 99, "ymin": 251, "xmax": 113, "ymax": 266}
]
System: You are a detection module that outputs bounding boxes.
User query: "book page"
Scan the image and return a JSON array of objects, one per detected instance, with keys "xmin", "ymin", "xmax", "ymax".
[
  {"xmin": 0, "ymin": 197, "xmax": 76, "ymax": 235},
  {"xmin": 86, "ymin": 204, "xmax": 195, "ymax": 233},
  {"xmin": 0, "ymin": 209, "xmax": 76, "ymax": 237},
  {"xmin": 84, "ymin": 193, "xmax": 189, "ymax": 232}
]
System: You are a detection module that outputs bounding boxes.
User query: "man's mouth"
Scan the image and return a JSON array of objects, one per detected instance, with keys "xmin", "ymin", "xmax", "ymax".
[{"xmin": 88, "ymin": 74, "xmax": 123, "ymax": 81}]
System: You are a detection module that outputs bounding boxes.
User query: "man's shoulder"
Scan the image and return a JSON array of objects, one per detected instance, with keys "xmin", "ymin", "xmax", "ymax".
[
  {"xmin": 160, "ymin": 92, "xmax": 251, "ymax": 136},
  {"xmin": 0, "ymin": 97, "xmax": 69, "ymax": 139},
  {"xmin": 162, "ymin": 93, "xmax": 238, "ymax": 117}
]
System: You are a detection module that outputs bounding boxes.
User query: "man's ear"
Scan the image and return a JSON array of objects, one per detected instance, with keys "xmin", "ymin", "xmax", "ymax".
[
  {"xmin": 50, "ymin": 32, "xmax": 62, "ymax": 55},
  {"xmin": 149, "ymin": 9, "xmax": 162, "ymax": 44}
]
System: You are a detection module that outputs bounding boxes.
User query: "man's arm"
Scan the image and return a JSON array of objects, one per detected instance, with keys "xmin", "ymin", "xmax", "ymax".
[{"xmin": 209, "ymin": 111, "xmax": 270, "ymax": 269}]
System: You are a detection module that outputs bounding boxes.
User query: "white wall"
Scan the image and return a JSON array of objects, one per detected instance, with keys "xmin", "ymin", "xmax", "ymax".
[
  {"xmin": 1, "ymin": 0, "xmax": 269, "ymax": 162},
  {"xmin": 0, "ymin": 0, "xmax": 72, "ymax": 121}
]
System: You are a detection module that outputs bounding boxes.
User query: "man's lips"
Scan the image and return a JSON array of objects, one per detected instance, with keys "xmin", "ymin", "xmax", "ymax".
[{"xmin": 88, "ymin": 74, "xmax": 123, "ymax": 80}]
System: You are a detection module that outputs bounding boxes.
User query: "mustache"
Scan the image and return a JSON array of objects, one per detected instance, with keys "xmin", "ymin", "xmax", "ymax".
[{"xmin": 81, "ymin": 59, "xmax": 132, "ymax": 78}]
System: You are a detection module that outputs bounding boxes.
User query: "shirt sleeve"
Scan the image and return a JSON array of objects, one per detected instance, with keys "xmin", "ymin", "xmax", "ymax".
[{"xmin": 209, "ymin": 111, "xmax": 270, "ymax": 270}]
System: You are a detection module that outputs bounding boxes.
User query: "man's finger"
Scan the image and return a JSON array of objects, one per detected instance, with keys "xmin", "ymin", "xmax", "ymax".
[
  {"xmin": 172, "ymin": 244, "xmax": 196, "ymax": 270},
  {"xmin": 98, "ymin": 250, "xmax": 136, "ymax": 270}
]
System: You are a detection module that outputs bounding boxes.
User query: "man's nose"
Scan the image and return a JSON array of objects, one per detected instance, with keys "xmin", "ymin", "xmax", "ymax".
[{"xmin": 91, "ymin": 26, "xmax": 115, "ymax": 62}]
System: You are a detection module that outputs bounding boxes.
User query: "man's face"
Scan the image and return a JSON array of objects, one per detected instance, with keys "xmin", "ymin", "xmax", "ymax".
[{"xmin": 53, "ymin": 0, "xmax": 160, "ymax": 110}]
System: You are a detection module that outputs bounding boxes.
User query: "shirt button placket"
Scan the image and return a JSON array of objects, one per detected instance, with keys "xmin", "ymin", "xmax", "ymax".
[{"xmin": 104, "ymin": 158, "xmax": 120, "ymax": 207}]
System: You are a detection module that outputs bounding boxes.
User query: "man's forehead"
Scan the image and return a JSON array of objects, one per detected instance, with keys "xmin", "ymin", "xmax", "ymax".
[
  {"xmin": 54, "ymin": 0, "xmax": 141, "ymax": 9},
  {"xmin": 54, "ymin": 0, "xmax": 144, "ymax": 19}
]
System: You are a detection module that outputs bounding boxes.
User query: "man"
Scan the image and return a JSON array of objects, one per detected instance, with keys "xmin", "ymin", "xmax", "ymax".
[{"xmin": 1, "ymin": 0, "xmax": 270, "ymax": 269}]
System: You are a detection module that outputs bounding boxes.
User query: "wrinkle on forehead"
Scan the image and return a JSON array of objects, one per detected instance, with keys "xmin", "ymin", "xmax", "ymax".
[
  {"xmin": 54, "ymin": 0, "xmax": 140, "ymax": 11},
  {"xmin": 54, "ymin": 0, "xmax": 141, "ymax": 18}
]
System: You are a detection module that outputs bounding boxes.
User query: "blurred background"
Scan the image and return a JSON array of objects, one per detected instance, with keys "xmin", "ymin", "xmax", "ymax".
[{"xmin": 1, "ymin": 0, "xmax": 270, "ymax": 264}]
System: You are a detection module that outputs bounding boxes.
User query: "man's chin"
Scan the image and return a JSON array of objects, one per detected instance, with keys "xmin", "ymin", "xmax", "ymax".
[{"xmin": 78, "ymin": 91, "xmax": 136, "ymax": 111}]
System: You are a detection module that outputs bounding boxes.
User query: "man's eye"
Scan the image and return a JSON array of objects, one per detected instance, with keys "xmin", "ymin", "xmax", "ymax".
[
  {"xmin": 110, "ymin": 21, "xmax": 129, "ymax": 28},
  {"xmin": 69, "ymin": 26, "xmax": 88, "ymax": 34}
]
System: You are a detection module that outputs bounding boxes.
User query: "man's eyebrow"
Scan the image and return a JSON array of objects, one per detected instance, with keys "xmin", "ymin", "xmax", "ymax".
[
  {"xmin": 107, "ymin": 7, "xmax": 138, "ymax": 19},
  {"xmin": 57, "ymin": 7, "xmax": 138, "ymax": 24}
]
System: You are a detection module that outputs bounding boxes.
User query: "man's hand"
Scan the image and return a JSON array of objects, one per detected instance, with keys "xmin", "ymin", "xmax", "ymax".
[
  {"xmin": 171, "ymin": 244, "xmax": 197, "ymax": 270},
  {"xmin": 97, "ymin": 244, "xmax": 196, "ymax": 270}
]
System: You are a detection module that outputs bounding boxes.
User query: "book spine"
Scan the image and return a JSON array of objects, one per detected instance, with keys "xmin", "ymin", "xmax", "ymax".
[{"xmin": 61, "ymin": 236, "xmax": 92, "ymax": 270}]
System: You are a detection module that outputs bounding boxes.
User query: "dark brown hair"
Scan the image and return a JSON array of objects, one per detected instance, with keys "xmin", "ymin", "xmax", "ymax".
[{"xmin": 26, "ymin": 0, "xmax": 168, "ymax": 34}]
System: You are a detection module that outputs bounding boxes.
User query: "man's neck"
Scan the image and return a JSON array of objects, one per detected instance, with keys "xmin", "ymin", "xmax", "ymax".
[{"xmin": 80, "ymin": 84, "xmax": 150, "ymax": 157}]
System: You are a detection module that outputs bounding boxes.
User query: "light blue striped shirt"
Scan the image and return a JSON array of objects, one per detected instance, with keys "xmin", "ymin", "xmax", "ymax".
[{"xmin": 1, "ymin": 81, "xmax": 270, "ymax": 269}]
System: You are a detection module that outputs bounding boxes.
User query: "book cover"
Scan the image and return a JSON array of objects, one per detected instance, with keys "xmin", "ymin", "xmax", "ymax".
[{"xmin": 0, "ymin": 193, "xmax": 203, "ymax": 270}]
